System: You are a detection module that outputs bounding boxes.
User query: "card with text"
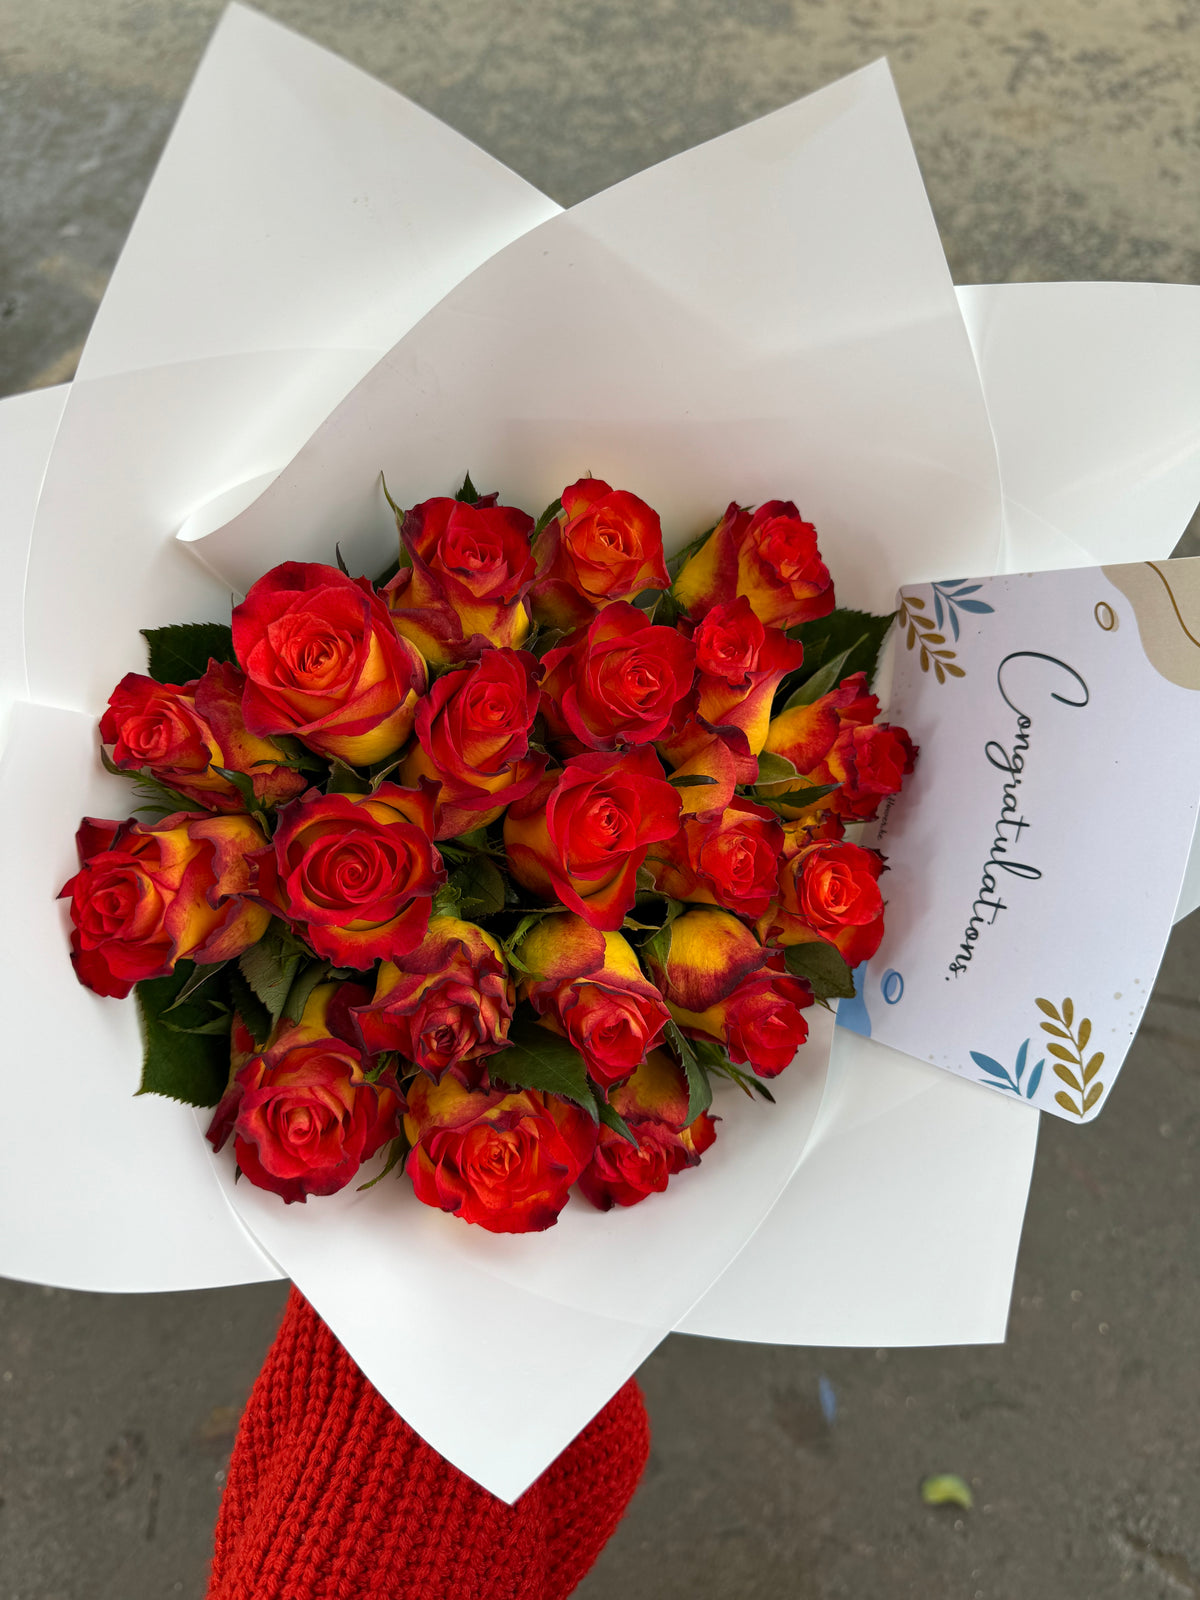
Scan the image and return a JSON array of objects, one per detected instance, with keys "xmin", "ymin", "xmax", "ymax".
[{"xmin": 841, "ymin": 558, "xmax": 1200, "ymax": 1121}]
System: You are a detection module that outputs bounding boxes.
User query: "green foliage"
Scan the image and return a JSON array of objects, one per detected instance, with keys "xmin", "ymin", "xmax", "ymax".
[
  {"xmin": 597, "ymin": 1098, "xmax": 639, "ymax": 1148},
  {"xmin": 456, "ymin": 471, "xmax": 480, "ymax": 504},
  {"xmin": 357, "ymin": 1130, "xmax": 412, "ymax": 1191},
  {"xmin": 141, "ymin": 622, "xmax": 236, "ymax": 686},
  {"xmin": 135, "ymin": 962, "xmax": 231, "ymax": 1108},
  {"xmin": 783, "ymin": 940, "xmax": 857, "ymax": 1002},
  {"xmin": 236, "ymin": 922, "xmax": 321, "ymax": 1033},
  {"xmin": 325, "ymin": 757, "xmax": 372, "ymax": 796},
  {"xmin": 534, "ymin": 497, "xmax": 563, "ymax": 537},
  {"xmin": 489, "ymin": 1017, "xmax": 599, "ymax": 1120},
  {"xmin": 665, "ymin": 1020, "xmax": 713, "ymax": 1123},
  {"xmin": 781, "ymin": 607, "xmax": 896, "ymax": 698},
  {"xmin": 448, "ymin": 856, "xmax": 507, "ymax": 919},
  {"xmin": 226, "ymin": 965, "xmax": 273, "ymax": 1048}
]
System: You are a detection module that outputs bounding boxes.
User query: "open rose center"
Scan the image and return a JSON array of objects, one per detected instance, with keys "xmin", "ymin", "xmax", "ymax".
[
  {"xmin": 299, "ymin": 832, "xmax": 404, "ymax": 910},
  {"xmin": 270, "ymin": 612, "xmax": 355, "ymax": 690}
]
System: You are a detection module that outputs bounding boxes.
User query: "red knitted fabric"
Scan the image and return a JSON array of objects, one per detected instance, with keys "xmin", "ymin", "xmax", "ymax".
[{"xmin": 206, "ymin": 1287, "xmax": 649, "ymax": 1600}]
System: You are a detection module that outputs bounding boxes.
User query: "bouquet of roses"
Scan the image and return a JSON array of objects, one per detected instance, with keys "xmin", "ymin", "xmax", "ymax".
[{"xmin": 60, "ymin": 472, "xmax": 915, "ymax": 1235}]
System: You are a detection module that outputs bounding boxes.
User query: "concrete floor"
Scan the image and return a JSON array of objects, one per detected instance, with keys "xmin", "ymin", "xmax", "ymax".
[{"xmin": 2, "ymin": 1, "xmax": 1199, "ymax": 1596}]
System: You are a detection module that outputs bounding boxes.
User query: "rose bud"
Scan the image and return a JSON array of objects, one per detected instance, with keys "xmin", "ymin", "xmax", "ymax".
[
  {"xmin": 762, "ymin": 670, "xmax": 876, "ymax": 778},
  {"xmin": 673, "ymin": 500, "xmax": 835, "ymax": 628},
  {"xmin": 643, "ymin": 798, "xmax": 784, "ymax": 920},
  {"xmin": 642, "ymin": 906, "xmax": 766, "ymax": 1017},
  {"xmin": 254, "ymin": 782, "xmax": 444, "ymax": 968},
  {"xmin": 352, "ymin": 917, "xmax": 514, "ymax": 1083},
  {"xmin": 503, "ymin": 748, "xmax": 682, "ymax": 931},
  {"xmin": 674, "ymin": 965, "xmax": 813, "ymax": 1078},
  {"xmin": 403, "ymin": 1072, "xmax": 597, "ymax": 1233},
  {"xmin": 539, "ymin": 601, "xmax": 696, "ymax": 753},
  {"xmin": 759, "ymin": 837, "xmax": 886, "ymax": 966},
  {"xmin": 233, "ymin": 561, "xmax": 427, "ymax": 765},
  {"xmin": 398, "ymin": 647, "xmax": 547, "ymax": 840},
  {"xmin": 100, "ymin": 663, "xmax": 306, "ymax": 813},
  {"xmin": 578, "ymin": 1050, "xmax": 717, "ymax": 1211},
  {"xmin": 61, "ymin": 812, "xmax": 270, "ymax": 999},
  {"xmin": 517, "ymin": 914, "xmax": 670, "ymax": 1094},
  {"xmin": 385, "ymin": 496, "xmax": 536, "ymax": 666},
  {"xmin": 205, "ymin": 982, "xmax": 400, "ymax": 1204},
  {"xmin": 823, "ymin": 721, "xmax": 918, "ymax": 822},
  {"xmin": 530, "ymin": 478, "xmax": 670, "ymax": 630}
]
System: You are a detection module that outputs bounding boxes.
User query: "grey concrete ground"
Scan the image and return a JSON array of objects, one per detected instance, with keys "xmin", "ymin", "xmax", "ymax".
[{"xmin": 2, "ymin": 1, "xmax": 1199, "ymax": 1596}]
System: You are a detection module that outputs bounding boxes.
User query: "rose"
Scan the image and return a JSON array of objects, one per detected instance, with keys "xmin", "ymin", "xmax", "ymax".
[
  {"xmin": 577, "ymin": 1051, "xmax": 717, "ymax": 1211},
  {"xmin": 398, "ymin": 648, "xmax": 547, "ymax": 839},
  {"xmin": 205, "ymin": 982, "xmax": 400, "ymax": 1204},
  {"xmin": 385, "ymin": 496, "xmax": 536, "ymax": 665},
  {"xmin": 517, "ymin": 914, "xmax": 670, "ymax": 1093},
  {"xmin": 530, "ymin": 478, "xmax": 670, "ymax": 630},
  {"xmin": 403, "ymin": 1072, "xmax": 597, "ymax": 1233},
  {"xmin": 61, "ymin": 811, "xmax": 270, "ymax": 998},
  {"xmin": 352, "ymin": 917, "xmax": 514, "ymax": 1083},
  {"xmin": 254, "ymin": 783, "xmax": 444, "ymax": 968},
  {"xmin": 641, "ymin": 906, "xmax": 766, "ymax": 1017},
  {"xmin": 643, "ymin": 798, "xmax": 784, "ymax": 919},
  {"xmin": 100, "ymin": 662, "xmax": 306, "ymax": 812},
  {"xmin": 823, "ymin": 722, "xmax": 918, "ymax": 821},
  {"xmin": 539, "ymin": 602, "xmax": 696, "ymax": 753},
  {"xmin": 503, "ymin": 748, "xmax": 682, "ymax": 931},
  {"xmin": 673, "ymin": 500, "xmax": 835, "ymax": 627},
  {"xmin": 759, "ymin": 838, "xmax": 886, "ymax": 966},
  {"xmin": 233, "ymin": 561, "xmax": 427, "ymax": 764},
  {"xmin": 682, "ymin": 966, "xmax": 813, "ymax": 1077},
  {"xmin": 679, "ymin": 597, "xmax": 806, "ymax": 757}
]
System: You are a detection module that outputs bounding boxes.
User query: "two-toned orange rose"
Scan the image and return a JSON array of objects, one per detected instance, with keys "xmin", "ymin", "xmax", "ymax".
[
  {"xmin": 206, "ymin": 982, "xmax": 401, "ymax": 1204},
  {"xmin": 578, "ymin": 1050, "xmax": 717, "ymax": 1210},
  {"xmin": 61, "ymin": 811, "xmax": 270, "ymax": 998},
  {"xmin": 531, "ymin": 478, "xmax": 669, "ymax": 630},
  {"xmin": 101, "ymin": 660, "xmax": 306, "ymax": 811},
  {"xmin": 646, "ymin": 908, "xmax": 813, "ymax": 1078},
  {"xmin": 673, "ymin": 500, "xmax": 834, "ymax": 627},
  {"xmin": 385, "ymin": 495, "xmax": 536, "ymax": 665},
  {"xmin": 758, "ymin": 833, "xmax": 887, "ymax": 967},
  {"xmin": 234, "ymin": 562, "xmax": 427, "ymax": 764}
]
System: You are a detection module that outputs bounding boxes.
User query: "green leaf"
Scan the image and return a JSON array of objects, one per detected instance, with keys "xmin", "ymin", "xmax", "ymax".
[
  {"xmin": 226, "ymin": 966, "xmax": 273, "ymax": 1048},
  {"xmin": 432, "ymin": 882, "xmax": 463, "ymax": 920},
  {"xmin": 750, "ymin": 781, "xmax": 838, "ymax": 816},
  {"xmin": 162, "ymin": 1011, "xmax": 233, "ymax": 1037},
  {"xmin": 358, "ymin": 1130, "xmax": 412, "ymax": 1192},
  {"xmin": 534, "ymin": 497, "xmax": 563, "ymax": 537},
  {"xmin": 326, "ymin": 757, "xmax": 372, "ymax": 796},
  {"xmin": 701, "ymin": 1046, "xmax": 776, "ymax": 1102},
  {"xmin": 780, "ymin": 641, "xmax": 860, "ymax": 712},
  {"xmin": 920, "ymin": 1474, "xmax": 974, "ymax": 1511},
  {"xmin": 669, "ymin": 773, "xmax": 717, "ymax": 789},
  {"xmin": 502, "ymin": 911, "xmax": 556, "ymax": 976},
  {"xmin": 787, "ymin": 608, "xmax": 896, "ymax": 693},
  {"xmin": 141, "ymin": 622, "xmax": 236, "ymax": 686},
  {"xmin": 449, "ymin": 856, "xmax": 506, "ymax": 919},
  {"xmin": 164, "ymin": 959, "xmax": 230, "ymax": 1011},
  {"xmin": 665, "ymin": 1020, "xmax": 713, "ymax": 1123},
  {"xmin": 135, "ymin": 963, "xmax": 231, "ymax": 1107},
  {"xmin": 753, "ymin": 750, "xmax": 801, "ymax": 786},
  {"xmin": 281, "ymin": 961, "xmax": 329, "ymax": 1028},
  {"xmin": 456, "ymin": 471, "xmax": 480, "ymax": 504},
  {"xmin": 238, "ymin": 924, "xmax": 303, "ymax": 1026},
  {"xmin": 489, "ymin": 1018, "xmax": 598, "ymax": 1119},
  {"xmin": 597, "ymin": 1097, "xmax": 639, "ymax": 1148},
  {"xmin": 783, "ymin": 941, "xmax": 857, "ymax": 1001}
]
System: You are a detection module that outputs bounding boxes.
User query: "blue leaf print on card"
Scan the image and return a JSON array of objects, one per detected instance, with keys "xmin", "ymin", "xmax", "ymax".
[{"xmin": 969, "ymin": 1040, "xmax": 1043, "ymax": 1099}]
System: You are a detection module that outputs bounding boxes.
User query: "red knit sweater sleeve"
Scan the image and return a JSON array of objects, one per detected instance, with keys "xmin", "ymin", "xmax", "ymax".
[{"xmin": 206, "ymin": 1287, "xmax": 649, "ymax": 1600}]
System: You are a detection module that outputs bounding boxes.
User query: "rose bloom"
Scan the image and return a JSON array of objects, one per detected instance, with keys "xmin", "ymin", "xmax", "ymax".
[
  {"xmin": 642, "ymin": 906, "xmax": 766, "ymax": 1017},
  {"xmin": 101, "ymin": 660, "xmax": 306, "ymax": 811},
  {"xmin": 61, "ymin": 811, "xmax": 269, "ymax": 999},
  {"xmin": 644, "ymin": 797, "xmax": 784, "ymax": 919},
  {"xmin": 578, "ymin": 1051, "xmax": 717, "ymax": 1211},
  {"xmin": 385, "ymin": 495, "xmax": 536, "ymax": 665},
  {"xmin": 399, "ymin": 647, "xmax": 547, "ymax": 839},
  {"xmin": 822, "ymin": 722, "xmax": 918, "ymax": 822},
  {"xmin": 539, "ymin": 601, "xmax": 696, "ymax": 753},
  {"xmin": 233, "ymin": 561, "xmax": 427, "ymax": 764},
  {"xmin": 254, "ymin": 782, "xmax": 444, "ymax": 967},
  {"xmin": 404, "ymin": 1071, "xmax": 597, "ymax": 1233},
  {"xmin": 206, "ymin": 982, "xmax": 400, "ymax": 1204},
  {"xmin": 682, "ymin": 596, "xmax": 805, "ymax": 755},
  {"xmin": 530, "ymin": 478, "xmax": 670, "ymax": 630},
  {"xmin": 353, "ymin": 917, "xmax": 514, "ymax": 1083},
  {"xmin": 664, "ymin": 960, "xmax": 813, "ymax": 1079},
  {"xmin": 518, "ymin": 914, "xmax": 670, "ymax": 1093},
  {"xmin": 673, "ymin": 500, "xmax": 835, "ymax": 628},
  {"xmin": 760, "ymin": 838, "xmax": 886, "ymax": 967},
  {"xmin": 503, "ymin": 748, "xmax": 682, "ymax": 931}
]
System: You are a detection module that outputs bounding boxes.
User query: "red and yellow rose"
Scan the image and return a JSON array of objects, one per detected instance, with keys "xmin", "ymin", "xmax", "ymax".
[
  {"xmin": 531, "ymin": 478, "xmax": 669, "ymax": 629},
  {"xmin": 61, "ymin": 811, "xmax": 269, "ymax": 998},
  {"xmin": 673, "ymin": 500, "xmax": 834, "ymax": 627},
  {"xmin": 578, "ymin": 1051, "xmax": 717, "ymax": 1211}
]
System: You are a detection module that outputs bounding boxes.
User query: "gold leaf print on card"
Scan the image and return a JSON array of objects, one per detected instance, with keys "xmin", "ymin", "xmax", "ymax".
[{"xmin": 1035, "ymin": 997, "xmax": 1104, "ymax": 1117}]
